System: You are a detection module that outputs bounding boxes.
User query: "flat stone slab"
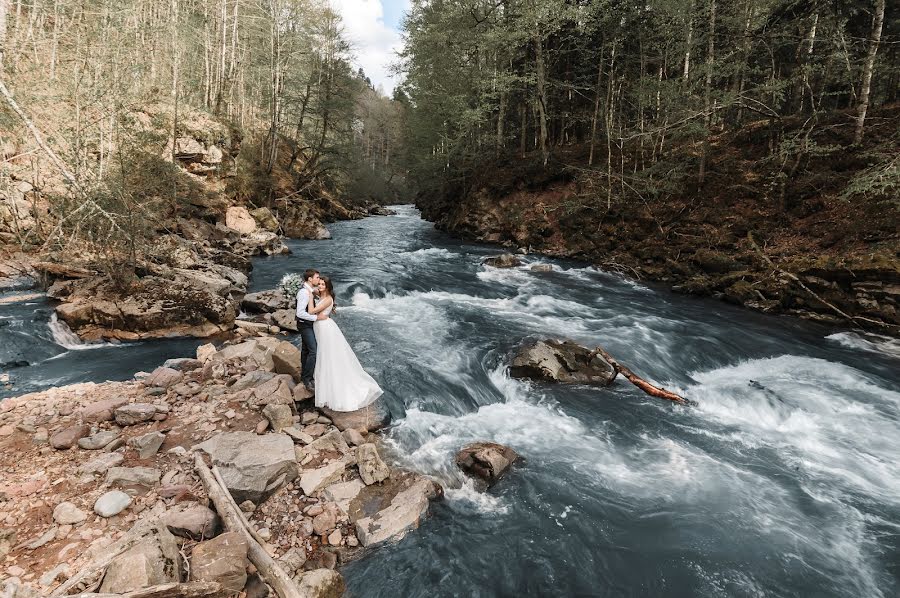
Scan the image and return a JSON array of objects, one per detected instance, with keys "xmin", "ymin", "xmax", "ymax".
[
  {"xmin": 349, "ymin": 471, "xmax": 442, "ymax": 547},
  {"xmin": 320, "ymin": 401, "xmax": 390, "ymax": 433},
  {"xmin": 299, "ymin": 460, "xmax": 348, "ymax": 496}
]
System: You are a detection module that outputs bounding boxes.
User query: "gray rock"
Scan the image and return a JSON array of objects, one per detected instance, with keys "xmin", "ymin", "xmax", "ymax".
[
  {"xmin": 323, "ymin": 479, "xmax": 365, "ymax": 515},
  {"xmin": 249, "ymin": 374, "xmax": 294, "ymax": 407},
  {"xmin": 509, "ymin": 339, "xmax": 617, "ymax": 386},
  {"xmin": 78, "ymin": 430, "xmax": 121, "ymax": 450},
  {"xmin": 294, "ymin": 569, "xmax": 345, "ymax": 597},
  {"xmin": 76, "ymin": 397, "xmax": 129, "ymax": 422},
  {"xmin": 194, "ymin": 432, "xmax": 298, "ymax": 504},
  {"xmin": 241, "ymin": 289, "xmax": 289, "ymax": 313},
  {"xmin": 98, "ymin": 524, "xmax": 182, "ymax": 593},
  {"xmin": 483, "ymin": 253, "xmax": 522, "ymax": 268},
  {"xmin": 145, "ymin": 366, "xmax": 183, "ymax": 388},
  {"xmin": 189, "ymin": 531, "xmax": 249, "ymax": 593},
  {"xmin": 283, "ymin": 426, "xmax": 314, "ymax": 445},
  {"xmin": 342, "ymin": 428, "xmax": 366, "ymax": 447},
  {"xmin": 106, "ymin": 466, "xmax": 161, "ymax": 492},
  {"xmin": 272, "ymin": 309, "xmax": 298, "ymax": 332},
  {"xmin": 94, "ymin": 490, "xmax": 132, "ymax": 517},
  {"xmin": 320, "ymin": 402, "xmax": 390, "ymax": 433},
  {"xmin": 52, "ymin": 501, "xmax": 87, "ymax": 525},
  {"xmin": 357, "ymin": 443, "xmax": 391, "ymax": 485},
  {"xmin": 50, "ymin": 424, "xmax": 90, "ymax": 450},
  {"xmin": 278, "ymin": 547, "xmax": 307, "ymax": 575},
  {"xmin": 299, "ymin": 430, "xmax": 351, "ymax": 459},
  {"xmin": 312, "ymin": 509, "xmax": 336, "ymax": 536},
  {"xmin": 39, "ymin": 563, "xmax": 69, "ymax": 588},
  {"xmin": 78, "ymin": 451, "xmax": 124, "ymax": 475},
  {"xmin": 530, "ymin": 264, "xmax": 554, "ymax": 272},
  {"xmin": 298, "ymin": 460, "xmax": 348, "ymax": 496},
  {"xmin": 262, "ymin": 404, "xmax": 293, "ymax": 433},
  {"xmin": 26, "ymin": 527, "xmax": 57, "ymax": 549},
  {"xmin": 128, "ymin": 431, "xmax": 166, "ymax": 459},
  {"xmin": 114, "ymin": 403, "xmax": 158, "ymax": 426},
  {"xmin": 162, "ymin": 357, "xmax": 202, "ymax": 371},
  {"xmin": 271, "ymin": 341, "xmax": 302, "ymax": 381},
  {"xmin": 350, "ymin": 471, "xmax": 442, "ymax": 547},
  {"xmin": 162, "ymin": 503, "xmax": 220, "ymax": 540},
  {"xmin": 231, "ymin": 370, "xmax": 276, "ymax": 392},
  {"xmin": 455, "ymin": 441, "xmax": 521, "ymax": 488}
]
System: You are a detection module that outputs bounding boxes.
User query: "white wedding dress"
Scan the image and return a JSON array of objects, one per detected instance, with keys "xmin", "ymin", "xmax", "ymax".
[{"xmin": 313, "ymin": 304, "xmax": 383, "ymax": 411}]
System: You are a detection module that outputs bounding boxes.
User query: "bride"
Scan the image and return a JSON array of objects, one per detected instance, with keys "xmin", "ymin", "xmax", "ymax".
[{"xmin": 307, "ymin": 277, "xmax": 383, "ymax": 411}]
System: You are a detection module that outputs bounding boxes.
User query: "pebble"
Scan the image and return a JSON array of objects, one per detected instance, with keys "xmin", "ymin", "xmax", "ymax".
[
  {"xmin": 94, "ymin": 490, "xmax": 132, "ymax": 518},
  {"xmin": 53, "ymin": 501, "xmax": 87, "ymax": 525},
  {"xmin": 327, "ymin": 529, "xmax": 342, "ymax": 546}
]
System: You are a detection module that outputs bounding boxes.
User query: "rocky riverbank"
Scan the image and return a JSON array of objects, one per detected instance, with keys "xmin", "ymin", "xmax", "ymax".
[
  {"xmin": 417, "ymin": 109, "xmax": 900, "ymax": 336},
  {"xmin": 0, "ymin": 334, "xmax": 442, "ymax": 597}
]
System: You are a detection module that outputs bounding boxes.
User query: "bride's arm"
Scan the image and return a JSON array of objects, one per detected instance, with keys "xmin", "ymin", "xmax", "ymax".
[{"xmin": 308, "ymin": 296, "xmax": 333, "ymax": 315}]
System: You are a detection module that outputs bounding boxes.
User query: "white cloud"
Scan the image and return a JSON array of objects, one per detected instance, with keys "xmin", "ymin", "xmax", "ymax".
[{"xmin": 329, "ymin": 0, "xmax": 407, "ymax": 94}]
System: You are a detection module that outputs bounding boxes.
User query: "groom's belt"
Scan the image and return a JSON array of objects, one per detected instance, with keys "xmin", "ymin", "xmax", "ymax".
[{"xmin": 296, "ymin": 316, "xmax": 315, "ymax": 329}]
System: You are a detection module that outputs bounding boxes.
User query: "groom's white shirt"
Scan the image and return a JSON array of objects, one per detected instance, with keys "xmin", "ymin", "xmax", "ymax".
[{"xmin": 295, "ymin": 282, "xmax": 317, "ymax": 321}]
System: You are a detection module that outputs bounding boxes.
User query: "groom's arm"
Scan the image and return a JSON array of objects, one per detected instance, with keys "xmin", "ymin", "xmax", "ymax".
[{"xmin": 295, "ymin": 287, "xmax": 317, "ymax": 321}]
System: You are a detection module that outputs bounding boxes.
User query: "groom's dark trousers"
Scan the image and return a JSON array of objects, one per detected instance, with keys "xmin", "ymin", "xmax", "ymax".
[{"xmin": 297, "ymin": 320, "xmax": 317, "ymax": 386}]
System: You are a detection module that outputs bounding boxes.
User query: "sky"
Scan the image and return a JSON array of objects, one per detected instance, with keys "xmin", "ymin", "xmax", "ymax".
[{"xmin": 330, "ymin": 0, "xmax": 411, "ymax": 95}]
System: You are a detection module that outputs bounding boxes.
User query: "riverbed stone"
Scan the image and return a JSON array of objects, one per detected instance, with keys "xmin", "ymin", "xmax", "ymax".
[
  {"xmin": 78, "ymin": 430, "xmax": 121, "ymax": 450},
  {"xmin": 145, "ymin": 366, "xmax": 183, "ymax": 388},
  {"xmin": 455, "ymin": 441, "xmax": 521, "ymax": 488},
  {"xmin": 509, "ymin": 339, "xmax": 617, "ymax": 386},
  {"xmin": 94, "ymin": 490, "xmax": 132, "ymax": 517},
  {"xmin": 272, "ymin": 309, "xmax": 298, "ymax": 332},
  {"xmin": 106, "ymin": 466, "xmax": 161, "ymax": 492},
  {"xmin": 76, "ymin": 397, "xmax": 129, "ymax": 423},
  {"xmin": 98, "ymin": 524, "xmax": 182, "ymax": 593},
  {"xmin": 49, "ymin": 424, "xmax": 90, "ymax": 449},
  {"xmin": 483, "ymin": 253, "xmax": 522, "ymax": 268},
  {"xmin": 262, "ymin": 404, "xmax": 293, "ymax": 433},
  {"xmin": 294, "ymin": 569, "xmax": 345, "ymax": 598},
  {"xmin": 349, "ymin": 471, "xmax": 442, "ymax": 547},
  {"xmin": 271, "ymin": 341, "xmax": 303, "ymax": 381},
  {"xmin": 357, "ymin": 443, "xmax": 390, "ymax": 485},
  {"xmin": 189, "ymin": 531, "xmax": 249, "ymax": 593},
  {"xmin": 194, "ymin": 432, "xmax": 298, "ymax": 504},
  {"xmin": 114, "ymin": 403, "xmax": 158, "ymax": 426},
  {"xmin": 128, "ymin": 431, "xmax": 166, "ymax": 459},
  {"xmin": 320, "ymin": 402, "xmax": 390, "ymax": 432},
  {"xmin": 79, "ymin": 452, "xmax": 124, "ymax": 475},
  {"xmin": 299, "ymin": 460, "xmax": 348, "ymax": 496},
  {"xmin": 52, "ymin": 502, "xmax": 87, "ymax": 525},
  {"xmin": 162, "ymin": 503, "xmax": 220, "ymax": 540}
]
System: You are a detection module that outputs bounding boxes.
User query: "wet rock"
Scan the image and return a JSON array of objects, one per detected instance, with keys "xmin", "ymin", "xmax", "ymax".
[
  {"xmin": 262, "ymin": 404, "xmax": 293, "ymax": 433},
  {"xmin": 79, "ymin": 451, "xmax": 124, "ymax": 475},
  {"xmin": 76, "ymin": 397, "xmax": 129, "ymax": 422},
  {"xmin": 94, "ymin": 490, "xmax": 132, "ymax": 517},
  {"xmin": 162, "ymin": 503, "xmax": 220, "ymax": 540},
  {"xmin": 455, "ymin": 442, "xmax": 521, "ymax": 488},
  {"xmin": 357, "ymin": 443, "xmax": 390, "ymax": 485},
  {"xmin": 509, "ymin": 339, "xmax": 616, "ymax": 386},
  {"xmin": 190, "ymin": 531, "xmax": 249, "ymax": 593},
  {"xmin": 145, "ymin": 366, "xmax": 183, "ymax": 388},
  {"xmin": 272, "ymin": 340, "xmax": 302, "ymax": 381},
  {"xmin": 128, "ymin": 431, "xmax": 166, "ymax": 459},
  {"xmin": 114, "ymin": 403, "xmax": 158, "ymax": 426},
  {"xmin": 78, "ymin": 430, "xmax": 120, "ymax": 450},
  {"xmin": 98, "ymin": 524, "xmax": 182, "ymax": 593},
  {"xmin": 52, "ymin": 502, "xmax": 87, "ymax": 525},
  {"xmin": 294, "ymin": 569, "xmax": 345, "ymax": 598},
  {"xmin": 349, "ymin": 472, "xmax": 442, "ymax": 547},
  {"xmin": 50, "ymin": 424, "xmax": 90, "ymax": 449},
  {"xmin": 531, "ymin": 264, "xmax": 553, "ymax": 272},
  {"xmin": 194, "ymin": 432, "xmax": 298, "ymax": 504},
  {"xmin": 320, "ymin": 402, "xmax": 390, "ymax": 433},
  {"xmin": 483, "ymin": 253, "xmax": 522, "ymax": 268},
  {"xmin": 106, "ymin": 466, "xmax": 161, "ymax": 492}
]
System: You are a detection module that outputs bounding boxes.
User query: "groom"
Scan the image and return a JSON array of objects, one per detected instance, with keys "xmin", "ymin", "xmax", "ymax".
[{"xmin": 295, "ymin": 268, "xmax": 327, "ymax": 391}]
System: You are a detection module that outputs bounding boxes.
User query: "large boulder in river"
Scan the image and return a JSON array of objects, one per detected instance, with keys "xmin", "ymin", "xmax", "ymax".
[
  {"xmin": 348, "ymin": 471, "xmax": 443, "ymax": 547},
  {"xmin": 483, "ymin": 253, "xmax": 522, "ymax": 268},
  {"xmin": 509, "ymin": 339, "xmax": 617, "ymax": 386},
  {"xmin": 194, "ymin": 432, "xmax": 298, "ymax": 504},
  {"xmin": 456, "ymin": 442, "xmax": 521, "ymax": 488}
]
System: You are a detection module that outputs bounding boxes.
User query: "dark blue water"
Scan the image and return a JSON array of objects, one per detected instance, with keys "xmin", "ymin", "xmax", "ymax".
[{"xmin": 2, "ymin": 206, "xmax": 898, "ymax": 597}]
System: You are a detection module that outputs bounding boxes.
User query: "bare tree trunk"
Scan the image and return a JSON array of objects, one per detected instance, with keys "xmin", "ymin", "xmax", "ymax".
[
  {"xmin": 854, "ymin": 0, "xmax": 885, "ymax": 145},
  {"xmin": 170, "ymin": 0, "xmax": 179, "ymax": 166},
  {"xmin": 533, "ymin": 29, "xmax": 549, "ymax": 166},
  {"xmin": 683, "ymin": 0, "xmax": 694, "ymax": 81},
  {"xmin": 0, "ymin": 0, "xmax": 8, "ymax": 67},
  {"xmin": 588, "ymin": 43, "xmax": 606, "ymax": 167},
  {"xmin": 698, "ymin": 0, "xmax": 715, "ymax": 185}
]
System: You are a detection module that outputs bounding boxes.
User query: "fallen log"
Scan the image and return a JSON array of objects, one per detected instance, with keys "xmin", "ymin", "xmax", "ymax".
[
  {"xmin": 592, "ymin": 347, "xmax": 692, "ymax": 405},
  {"xmin": 194, "ymin": 453, "xmax": 303, "ymax": 598},
  {"xmin": 67, "ymin": 581, "xmax": 227, "ymax": 598}
]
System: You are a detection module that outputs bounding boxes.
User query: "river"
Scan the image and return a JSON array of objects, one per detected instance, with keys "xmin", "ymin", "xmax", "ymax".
[{"xmin": 2, "ymin": 205, "xmax": 898, "ymax": 597}]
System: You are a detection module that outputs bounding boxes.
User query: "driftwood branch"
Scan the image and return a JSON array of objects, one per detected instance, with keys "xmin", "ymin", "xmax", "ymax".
[
  {"xmin": 593, "ymin": 347, "xmax": 692, "ymax": 405},
  {"xmin": 67, "ymin": 581, "xmax": 227, "ymax": 598},
  {"xmin": 193, "ymin": 454, "xmax": 302, "ymax": 598}
]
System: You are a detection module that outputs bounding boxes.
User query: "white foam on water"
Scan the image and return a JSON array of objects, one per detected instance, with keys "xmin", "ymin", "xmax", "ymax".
[
  {"xmin": 398, "ymin": 247, "xmax": 461, "ymax": 261},
  {"xmin": 827, "ymin": 331, "xmax": 900, "ymax": 359},
  {"xmin": 47, "ymin": 314, "xmax": 110, "ymax": 350}
]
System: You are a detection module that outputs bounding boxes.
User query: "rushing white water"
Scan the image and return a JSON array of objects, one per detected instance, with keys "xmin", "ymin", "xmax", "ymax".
[{"xmin": 47, "ymin": 313, "xmax": 111, "ymax": 350}]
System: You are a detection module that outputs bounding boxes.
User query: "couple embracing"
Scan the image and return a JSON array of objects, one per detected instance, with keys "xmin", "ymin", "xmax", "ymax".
[{"xmin": 294, "ymin": 269, "xmax": 383, "ymax": 412}]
